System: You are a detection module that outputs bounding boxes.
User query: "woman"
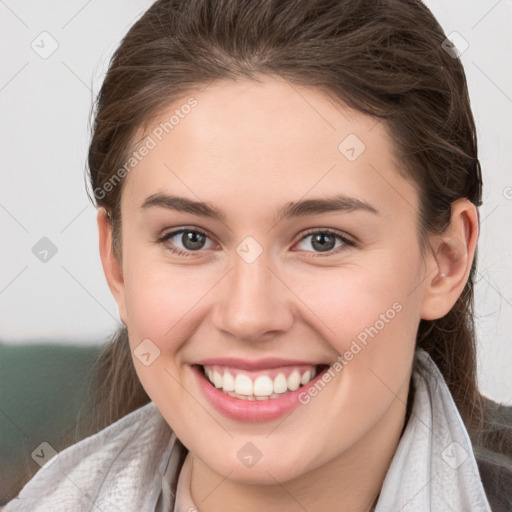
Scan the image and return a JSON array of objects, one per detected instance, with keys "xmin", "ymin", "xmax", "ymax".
[{"xmin": 4, "ymin": 0, "xmax": 511, "ymax": 511}]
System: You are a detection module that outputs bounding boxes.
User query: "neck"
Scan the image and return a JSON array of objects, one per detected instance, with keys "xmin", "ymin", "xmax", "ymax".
[{"xmin": 189, "ymin": 375, "xmax": 412, "ymax": 512}]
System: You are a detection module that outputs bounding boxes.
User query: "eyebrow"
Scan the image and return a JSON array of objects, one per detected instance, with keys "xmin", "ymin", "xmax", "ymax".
[{"xmin": 141, "ymin": 193, "xmax": 378, "ymax": 222}]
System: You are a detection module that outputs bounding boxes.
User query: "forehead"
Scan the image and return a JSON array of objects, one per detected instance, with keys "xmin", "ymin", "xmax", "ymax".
[{"xmin": 122, "ymin": 76, "xmax": 418, "ymax": 222}]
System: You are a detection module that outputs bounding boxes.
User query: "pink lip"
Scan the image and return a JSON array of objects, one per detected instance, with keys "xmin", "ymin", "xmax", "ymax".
[
  {"xmin": 191, "ymin": 364, "xmax": 328, "ymax": 423},
  {"xmin": 195, "ymin": 357, "xmax": 322, "ymax": 371}
]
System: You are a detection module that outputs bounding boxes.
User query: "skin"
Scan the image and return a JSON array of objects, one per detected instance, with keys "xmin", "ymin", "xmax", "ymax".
[{"xmin": 98, "ymin": 75, "xmax": 478, "ymax": 512}]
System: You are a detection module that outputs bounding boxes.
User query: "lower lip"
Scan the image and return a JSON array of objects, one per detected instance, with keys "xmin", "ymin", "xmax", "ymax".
[{"xmin": 191, "ymin": 364, "xmax": 328, "ymax": 422}]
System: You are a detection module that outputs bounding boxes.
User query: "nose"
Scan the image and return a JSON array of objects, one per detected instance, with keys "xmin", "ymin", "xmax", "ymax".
[{"xmin": 212, "ymin": 247, "xmax": 294, "ymax": 343}]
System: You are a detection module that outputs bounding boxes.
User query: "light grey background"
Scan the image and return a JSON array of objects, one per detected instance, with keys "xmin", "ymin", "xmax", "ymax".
[{"xmin": 1, "ymin": 1, "xmax": 511, "ymax": 403}]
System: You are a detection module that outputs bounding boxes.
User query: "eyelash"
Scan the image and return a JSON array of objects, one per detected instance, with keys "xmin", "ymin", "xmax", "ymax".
[{"xmin": 156, "ymin": 227, "xmax": 356, "ymax": 258}]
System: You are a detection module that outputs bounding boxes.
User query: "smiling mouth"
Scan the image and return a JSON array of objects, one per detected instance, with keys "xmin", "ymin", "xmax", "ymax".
[{"xmin": 196, "ymin": 363, "xmax": 330, "ymax": 401}]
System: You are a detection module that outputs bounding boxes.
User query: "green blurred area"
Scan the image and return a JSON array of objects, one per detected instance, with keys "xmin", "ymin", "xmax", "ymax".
[{"xmin": 0, "ymin": 341, "xmax": 102, "ymax": 505}]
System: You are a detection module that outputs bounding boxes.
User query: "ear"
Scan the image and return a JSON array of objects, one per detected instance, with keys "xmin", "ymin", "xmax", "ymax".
[
  {"xmin": 97, "ymin": 208, "xmax": 128, "ymax": 324},
  {"xmin": 420, "ymin": 198, "xmax": 479, "ymax": 321}
]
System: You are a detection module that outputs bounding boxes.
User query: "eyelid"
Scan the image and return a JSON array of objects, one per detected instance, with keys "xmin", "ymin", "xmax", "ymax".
[
  {"xmin": 157, "ymin": 225, "xmax": 356, "ymax": 258},
  {"xmin": 156, "ymin": 226, "xmax": 217, "ymax": 247},
  {"xmin": 296, "ymin": 227, "xmax": 355, "ymax": 245},
  {"xmin": 292, "ymin": 227, "xmax": 355, "ymax": 256}
]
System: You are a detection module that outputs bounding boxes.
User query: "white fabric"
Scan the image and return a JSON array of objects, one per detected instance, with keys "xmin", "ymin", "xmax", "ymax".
[
  {"xmin": 3, "ymin": 349, "xmax": 492, "ymax": 511},
  {"xmin": 374, "ymin": 349, "xmax": 491, "ymax": 511},
  {"xmin": 3, "ymin": 400, "xmax": 176, "ymax": 511}
]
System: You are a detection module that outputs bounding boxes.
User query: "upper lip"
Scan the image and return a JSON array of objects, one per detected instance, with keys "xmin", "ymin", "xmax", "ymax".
[{"xmin": 195, "ymin": 357, "xmax": 327, "ymax": 371}]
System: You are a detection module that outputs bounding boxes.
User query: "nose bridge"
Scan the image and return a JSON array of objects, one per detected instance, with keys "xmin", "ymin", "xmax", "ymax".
[{"xmin": 215, "ymin": 241, "xmax": 293, "ymax": 341}]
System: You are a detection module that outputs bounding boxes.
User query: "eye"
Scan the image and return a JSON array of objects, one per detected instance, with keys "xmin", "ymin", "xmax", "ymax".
[
  {"xmin": 157, "ymin": 227, "xmax": 355, "ymax": 257},
  {"xmin": 157, "ymin": 228, "xmax": 217, "ymax": 256},
  {"xmin": 293, "ymin": 229, "xmax": 354, "ymax": 255}
]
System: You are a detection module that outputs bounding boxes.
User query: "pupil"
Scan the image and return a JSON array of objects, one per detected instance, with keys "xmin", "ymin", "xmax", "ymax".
[
  {"xmin": 183, "ymin": 231, "xmax": 205, "ymax": 250},
  {"xmin": 312, "ymin": 233, "xmax": 335, "ymax": 252}
]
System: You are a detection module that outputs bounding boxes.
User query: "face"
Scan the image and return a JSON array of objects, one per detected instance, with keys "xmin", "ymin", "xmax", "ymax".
[{"xmin": 104, "ymin": 75, "xmax": 435, "ymax": 484}]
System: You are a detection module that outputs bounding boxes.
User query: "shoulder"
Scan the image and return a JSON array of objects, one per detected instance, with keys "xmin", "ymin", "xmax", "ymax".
[
  {"xmin": 474, "ymin": 396, "xmax": 512, "ymax": 512},
  {"xmin": 412, "ymin": 350, "xmax": 512, "ymax": 510},
  {"xmin": 3, "ymin": 401, "xmax": 174, "ymax": 512}
]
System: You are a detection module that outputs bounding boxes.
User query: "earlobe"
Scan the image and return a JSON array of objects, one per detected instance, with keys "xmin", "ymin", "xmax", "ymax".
[
  {"xmin": 420, "ymin": 199, "xmax": 478, "ymax": 321},
  {"xmin": 97, "ymin": 207, "xmax": 128, "ymax": 324}
]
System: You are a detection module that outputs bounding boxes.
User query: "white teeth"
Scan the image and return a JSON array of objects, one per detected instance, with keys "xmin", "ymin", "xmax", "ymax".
[
  {"xmin": 222, "ymin": 372, "xmax": 235, "ymax": 392},
  {"xmin": 235, "ymin": 374, "xmax": 253, "ymax": 395},
  {"xmin": 273, "ymin": 373, "xmax": 288, "ymax": 394},
  {"xmin": 253, "ymin": 376, "xmax": 274, "ymax": 397},
  {"xmin": 301, "ymin": 370, "xmax": 311, "ymax": 385},
  {"xmin": 287, "ymin": 370, "xmax": 301, "ymax": 391},
  {"xmin": 203, "ymin": 365, "xmax": 320, "ymax": 399},
  {"xmin": 213, "ymin": 370, "xmax": 223, "ymax": 388}
]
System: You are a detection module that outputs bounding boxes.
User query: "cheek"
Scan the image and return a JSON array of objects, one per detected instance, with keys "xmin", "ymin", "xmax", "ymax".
[
  {"xmin": 288, "ymin": 252, "xmax": 422, "ymax": 397},
  {"xmin": 290, "ymin": 259, "xmax": 420, "ymax": 343},
  {"xmin": 122, "ymin": 251, "xmax": 219, "ymax": 341},
  {"xmin": 121, "ymin": 258, "xmax": 208, "ymax": 426}
]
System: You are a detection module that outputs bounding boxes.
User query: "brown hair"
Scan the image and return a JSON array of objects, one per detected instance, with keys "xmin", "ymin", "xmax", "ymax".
[{"xmin": 85, "ymin": 0, "xmax": 500, "ymax": 454}]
